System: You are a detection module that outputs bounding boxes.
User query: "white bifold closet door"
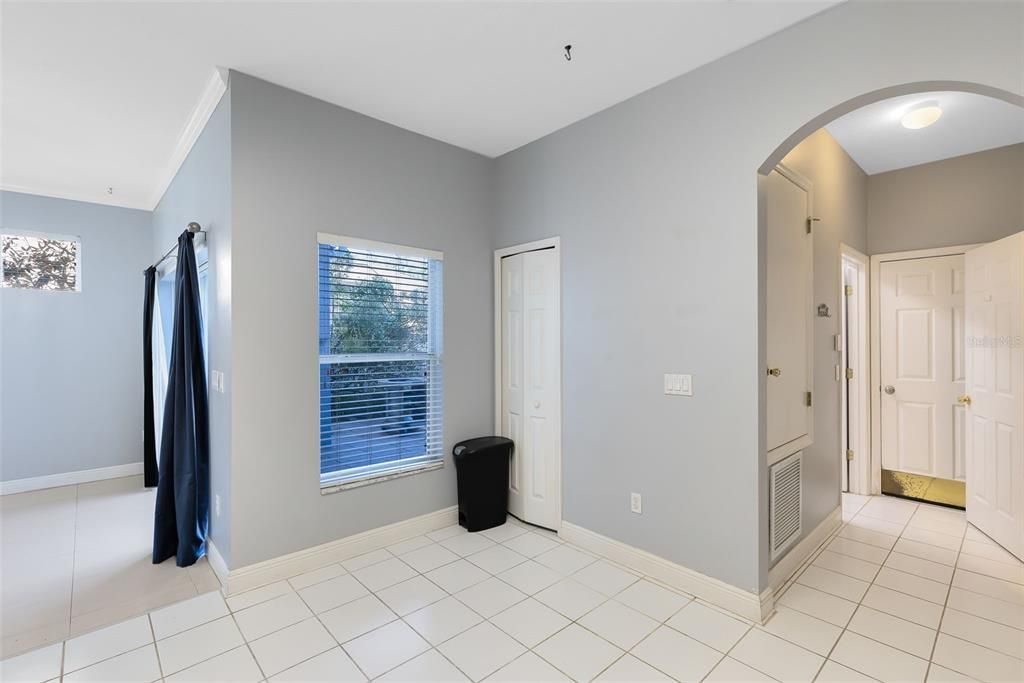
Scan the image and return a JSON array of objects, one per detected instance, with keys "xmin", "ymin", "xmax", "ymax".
[{"xmin": 500, "ymin": 248, "xmax": 561, "ymax": 531}]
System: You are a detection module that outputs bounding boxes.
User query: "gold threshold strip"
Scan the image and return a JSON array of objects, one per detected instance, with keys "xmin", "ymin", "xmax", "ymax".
[{"xmin": 881, "ymin": 469, "xmax": 965, "ymax": 509}]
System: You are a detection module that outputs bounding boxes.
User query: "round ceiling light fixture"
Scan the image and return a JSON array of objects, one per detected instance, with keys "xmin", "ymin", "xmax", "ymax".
[{"xmin": 900, "ymin": 104, "xmax": 943, "ymax": 130}]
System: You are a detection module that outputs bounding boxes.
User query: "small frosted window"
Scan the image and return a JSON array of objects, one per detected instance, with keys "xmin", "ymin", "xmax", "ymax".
[{"xmin": 1, "ymin": 234, "xmax": 80, "ymax": 291}]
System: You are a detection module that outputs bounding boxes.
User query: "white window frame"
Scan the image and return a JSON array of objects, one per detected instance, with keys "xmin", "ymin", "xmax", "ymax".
[
  {"xmin": 0, "ymin": 230, "xmax": 83, "ymax": 292},
  {"xmin": 316, "ymin": 232, "xmax": 444, "ymax": 492}
]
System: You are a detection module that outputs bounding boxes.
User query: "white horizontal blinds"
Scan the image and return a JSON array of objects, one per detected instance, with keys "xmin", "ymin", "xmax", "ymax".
[{"xmin": 318, "ymin": 239, "xmax": 444, "ymax": 485}]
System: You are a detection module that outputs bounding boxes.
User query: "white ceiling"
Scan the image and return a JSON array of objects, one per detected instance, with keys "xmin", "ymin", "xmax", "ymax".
[
  {"xmin": 1, "ymin": 1, "xmax": 837, "ymax": 211},
  {"xmin": 826, "ymin": 91, "xmax": 1024, "ymax": 175}
]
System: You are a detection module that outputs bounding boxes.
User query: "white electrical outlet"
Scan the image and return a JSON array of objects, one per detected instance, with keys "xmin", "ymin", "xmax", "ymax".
[
  {"xmin": 214, "ymin": 494, "xmax": 221, "ymax": 517},
  {"xmin": 210, "ymin": 370, "xmax": 226, "ymax": 393},
  {"xmin": 630, "ymin": 492, "xmax": 642, "ymax": 514}
]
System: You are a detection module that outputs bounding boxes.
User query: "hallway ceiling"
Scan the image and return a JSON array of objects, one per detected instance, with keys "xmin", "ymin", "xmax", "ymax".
[
  {"xmin": 1, "ymin": 1, "xmax": 837, "ymax": 210},
  {"xmin": 826, "ymin": 91, "xmax": 1024, "ymax": 175}
]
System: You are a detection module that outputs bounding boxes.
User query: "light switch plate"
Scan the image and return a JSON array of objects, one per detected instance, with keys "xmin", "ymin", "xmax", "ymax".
[{"xmin": 664, "ymin": 373, "xmax": 693, "ymax": 396}]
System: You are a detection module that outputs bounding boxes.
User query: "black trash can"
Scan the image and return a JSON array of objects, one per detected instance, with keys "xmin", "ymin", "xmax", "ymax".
[{"xmin": 453, "ymin": 436, "xmax": 513, "ymax": 532}]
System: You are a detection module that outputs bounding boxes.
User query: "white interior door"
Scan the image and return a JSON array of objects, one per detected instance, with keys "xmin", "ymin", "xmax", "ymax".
[
  {"xmin": 765, "ymin": 168, "xmax": 812, "ymax": 454},
  {"xmin": 966, "ymin": 232, "xmax": 1023, "ymax": 560},
  {"xmin": 500, "ymin": 247, "xmax": 561, "ymax": 530},
  {"xmin": 879, "ymin": 255, "xmax": 965, "ymax": 480}
]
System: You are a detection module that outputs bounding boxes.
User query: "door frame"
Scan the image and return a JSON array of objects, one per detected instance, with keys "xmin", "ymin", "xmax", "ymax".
[
  {"xmin": 869, "ymin": 243, "xmax": 983, "ymax": 495},
  {"xmin": 493, "ymin": 237, "xmax": 563, "ymax": 529},
  {"xmin": 840, "ymin": 244, "xmax": 870, "ymax": 495}
]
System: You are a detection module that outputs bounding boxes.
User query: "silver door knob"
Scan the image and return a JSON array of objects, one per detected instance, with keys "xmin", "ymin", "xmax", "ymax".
[
  {"xmin": 884, "ymin": 385, "xmax": 896, "ymax": 395},
  {"xmin": 533, "ymin": 401, "xmax": 541, "ymax": 409}
]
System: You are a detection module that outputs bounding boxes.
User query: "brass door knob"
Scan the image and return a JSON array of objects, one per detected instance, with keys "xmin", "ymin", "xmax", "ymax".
[
  {"xmin": 767, "ymin": 368, "xmax": 782, "ymax": 377},
  {"xmin": 958, "ymin": 395, "xmax": 972, "ymax": 405}
]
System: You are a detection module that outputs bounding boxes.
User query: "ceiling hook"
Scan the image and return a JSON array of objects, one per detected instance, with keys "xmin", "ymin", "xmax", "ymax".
[{"xmin": 564, "ymin": 45, "xmax": 572, "ymax": 62}]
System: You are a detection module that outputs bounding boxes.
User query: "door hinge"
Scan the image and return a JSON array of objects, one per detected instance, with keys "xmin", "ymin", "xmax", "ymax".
[
  {"xmin": 845, "ymin": 284, "xmax": 854, "ymax": 297},
  {"xmin": 806, "ymin": 217, "xmax": 820, "ymax": 234},
  {"xmin": 846, "ymin": 449, "xmax": 855, "ymax": 462},
  {"xmin": 845, "ymin": 367, "xmax": 854, "ymax": 380},
  {"xmin": 805, "ymin": 391, "xmax": 813, "ymax": 407}
]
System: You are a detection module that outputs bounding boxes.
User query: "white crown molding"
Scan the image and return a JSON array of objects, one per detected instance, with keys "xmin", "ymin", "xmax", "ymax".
[
  {"xmin": 559, "ymin": 520, "xmax": 772, "ymax": 623},
  {"xmin": 0, "ymin": 182, "xmax": 151, "ymax": 211},
  {"xmin": 147, "ymin": 67, "xmax": 228, "ymax": 211},
  {"xmin": 211, "ymin": 505, "xmax": 458, "ymax": 595},
  {"xmin": 0, "ymin": 462, "xmax": 144, "ymax": 496},
  {"xmin": 1, "ymin": 68, "xmax": 227, "ymax": 213}
]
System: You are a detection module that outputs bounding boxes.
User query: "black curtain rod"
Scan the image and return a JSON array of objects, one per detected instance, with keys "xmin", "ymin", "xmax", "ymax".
[{"xmin": 151, "ymin": 222, "xmax": 205, "ymax": 270}]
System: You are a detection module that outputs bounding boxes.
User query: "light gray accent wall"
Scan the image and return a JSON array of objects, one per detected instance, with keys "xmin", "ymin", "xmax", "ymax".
[
  {"xmin": 493, "ymin": 1, "xmax": 1021, "ymax": 592},
  {"xmin": 227, "ymin": 72, "xmax": 494, "ymax": 568},
  {"xmin": 775, "ymin": 129, "xmax": 868, "ymax": 564},
  {"xmin": 151, "ymin": 92, "xmax": 233, "ymax": 562},
  {"xmin": 0, "ymin": 191, "xmax": 152, "ymax": 481},
  {"xmin": 868, "ymin": 143, "xmax": 1024, "ymax": 254}
]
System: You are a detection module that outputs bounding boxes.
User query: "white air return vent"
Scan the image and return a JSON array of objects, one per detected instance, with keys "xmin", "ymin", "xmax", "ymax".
[{"xmin": 770, "ymin": 452, "xmax": 802, "ymax": 559}]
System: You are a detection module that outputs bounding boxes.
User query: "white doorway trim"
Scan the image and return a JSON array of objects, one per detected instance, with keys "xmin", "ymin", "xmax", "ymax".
[
  {"xmin": 840, "ymin": 244, "xmax": 870, "ymax": 495},
  {"xmin": 869, "ymin": 243, "xmax": 983, "ymax": 495},
  {"xmin": 494, "ymin": 237, "xmax": 563, "ymax": 528}
]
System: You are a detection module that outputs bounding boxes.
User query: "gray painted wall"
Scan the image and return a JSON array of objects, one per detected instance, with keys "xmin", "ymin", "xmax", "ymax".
[
  {"xmin": 3, "ymin": 1, "xmax": 1020, "ymax": 596},
  {"xmin": 227, "ymin": 72, "xmax": 495, "ymax": 568},
  {"xmin": 775, "ymin": 130, "xmax": 868, "ymax": 565},
  {"xmin": 0, "ymin": 191, "xmax": 151, "ymax": 481},
  {"xmin": 868, "ymin": 143, "xmax": 1024, "ymax": 254},
  {"xmin": 493, "ymin": 1, "xmax": 1021, "ymax": 592},
  {"xmin": 151, "ymin": 92, "xmax": 233, "ymax": 562}
]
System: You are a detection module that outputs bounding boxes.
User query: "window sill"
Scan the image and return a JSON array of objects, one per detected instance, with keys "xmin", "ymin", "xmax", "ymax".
[{"xmin": 320, "ymin": 460, "xmax": 445, "ymax": 495}]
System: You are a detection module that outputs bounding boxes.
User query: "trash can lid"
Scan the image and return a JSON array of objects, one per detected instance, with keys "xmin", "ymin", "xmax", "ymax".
[{"xmin": 452, "ymin": 436, "xmax": 513, "ymax": 456}]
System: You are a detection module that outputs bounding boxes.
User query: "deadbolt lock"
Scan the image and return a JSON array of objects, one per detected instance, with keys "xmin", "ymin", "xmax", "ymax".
[{"xmin": 767, "ymin": 368, "xmax": 782, "ymax": 377}]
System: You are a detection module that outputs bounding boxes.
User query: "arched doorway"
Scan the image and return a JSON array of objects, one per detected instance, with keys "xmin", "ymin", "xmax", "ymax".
[{"xmin": 760, "ymin": 81, "xmax": 1024, "ymax": 587}]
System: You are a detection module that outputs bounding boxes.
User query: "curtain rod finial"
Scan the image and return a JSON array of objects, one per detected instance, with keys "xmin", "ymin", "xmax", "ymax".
[{"xmin": 186, "ymin": 222, "xmax": 202, "ymax": 233}]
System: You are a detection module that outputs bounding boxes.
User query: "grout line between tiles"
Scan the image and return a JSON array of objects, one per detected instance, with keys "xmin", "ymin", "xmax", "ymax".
[
  {"xmin": 6, "ymin": 497, "xmax": 1024, "ymax": 683},
  {"xmin": 147, "ymin": 614, "xmax": 164, "ymax": 680},
  {"xmin": 65, "ymin": 483, "xmax": 81, "ymax": 647}
]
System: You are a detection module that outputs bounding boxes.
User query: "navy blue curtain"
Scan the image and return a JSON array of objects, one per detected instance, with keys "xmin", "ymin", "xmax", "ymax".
[
  {"xmin": 142, "ymin": 266, "xmax": 159, "ymax": 487},
  {"xmin": 153, "ymin": 231, "xmax": 210, "ymax": 567}
]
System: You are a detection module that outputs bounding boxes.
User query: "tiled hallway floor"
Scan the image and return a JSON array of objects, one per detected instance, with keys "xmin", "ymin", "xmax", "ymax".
[
  {"xmin": 0, "ymin": 476, "xmax": 220, "ymax": 659},
  {"xmin": 1, "ymin": 492, "xmax": 1022, "ymax": 682}
]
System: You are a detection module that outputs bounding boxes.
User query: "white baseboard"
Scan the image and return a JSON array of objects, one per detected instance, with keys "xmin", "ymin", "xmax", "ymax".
[
  {"xmin": 206, "ymin": 538, "xmax": 230, "ymax": 590},
  {"xmin": 213, "ymin": 506, "xmax": 459, "ymax": 595},
  {"xmin": 560, "ymin": 521, "xmax": 771, "ymax": 623},
  {"xmin": 0, "ymin": 462, "xmax": 145, "ymax": 496},
  {"xmin": 766, "ymin": 506, "xmax": 842, "ymax": 596}
]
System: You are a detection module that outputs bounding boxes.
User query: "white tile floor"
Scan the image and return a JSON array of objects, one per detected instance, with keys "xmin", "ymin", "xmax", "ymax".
[
  {"xmin": 2, "ymin": 491, "xmax": 1023, "ymax": 682},
  {"xmin": 0, "ymin": 476, "xmax": 221, "ymax": 659}
]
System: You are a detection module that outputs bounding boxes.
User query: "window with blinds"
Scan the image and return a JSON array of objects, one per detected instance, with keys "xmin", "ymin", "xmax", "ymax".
[{"xmin": 317, "ymin": 234, "xmax": 444, "ymax": 488}]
